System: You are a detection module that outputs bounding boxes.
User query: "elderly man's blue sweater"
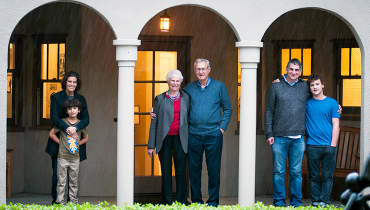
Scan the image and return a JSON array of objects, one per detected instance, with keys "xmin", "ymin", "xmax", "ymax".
[{"xmin": 184, "ymin": 78, "xmax": 232, "ymax": 135}]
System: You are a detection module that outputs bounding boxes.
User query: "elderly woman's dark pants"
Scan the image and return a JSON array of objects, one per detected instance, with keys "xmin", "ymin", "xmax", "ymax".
[
  {"xmin": 188, "ymin": 129, "xmax": 223, "ymax": 207},
  {"xmin": 158, "ymin": 135, "xmax": 187, "ymax": 205}
]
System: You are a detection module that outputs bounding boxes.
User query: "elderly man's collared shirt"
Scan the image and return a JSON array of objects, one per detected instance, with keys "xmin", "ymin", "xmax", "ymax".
[{"xmin": 198, "ymin": 78, "xmax": 211, "ymax": 90}]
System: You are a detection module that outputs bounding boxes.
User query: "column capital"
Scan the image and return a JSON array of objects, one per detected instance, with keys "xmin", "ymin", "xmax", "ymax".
[
  {"xmin": 236, "ymin": 41, "xmax": 263, "ymax": 69},
  {"xmin": 113, "ymin": 39, "xmax": 141, "ymax": 67}
]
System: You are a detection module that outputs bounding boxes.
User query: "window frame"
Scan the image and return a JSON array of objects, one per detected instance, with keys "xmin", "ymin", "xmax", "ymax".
[
  {"xmin": 7, "ymin": 35, "xmax": 25, "ymax": 132},
  {"xmin": 332, "ymin": 39, "xmax": 361, "ymax": 120},
  {"xmin": 32, "ymin": 34, "xmax": 67, "ymax": 129},
  {"xmin": 272, "ymin": 40, "xmax": 315, "ymax": 80}
]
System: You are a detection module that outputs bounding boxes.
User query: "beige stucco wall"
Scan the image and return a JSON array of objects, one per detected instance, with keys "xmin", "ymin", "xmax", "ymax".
[{"xmin": 1, "ymin": 0, "xmax": 370, "ymax": 204}]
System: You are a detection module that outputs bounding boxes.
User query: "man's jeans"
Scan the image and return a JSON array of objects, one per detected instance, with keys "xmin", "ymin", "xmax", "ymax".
[
  {"xmin": 306, "ymin": 145, "xmax": 336, "ymax": 205},
  {"xmin": 271, "ymin": 136, "xmax": 305, "ymax": 207}
]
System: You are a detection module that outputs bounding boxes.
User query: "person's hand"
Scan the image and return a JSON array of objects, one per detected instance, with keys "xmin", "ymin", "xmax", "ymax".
[
  {"xmin": 67, "ymin": 126, "xmax": 77, "ymax": 135},
  {"xmin": 150, "ymin": 107, "xmax": 156, "ymax": 119},
  {"xmin": 220, "ymin": 128, "xmax": 224, "ymax": 134},
  {"xmin": 266, "ymin": 137, "xmax": 274, "ymax": 145},
  {"xmin": 338, "ymin": 104, "xmax": 342, "ymax": 115},
  {"xmin": 148, "ymin": 149, "xmax": 155, "ymax": 158},
  {"xmin": 272, "ymin": 78, "xmax": 280, "ymax": 83},
  {"xmin": 71, "ymin": 132, "xmax": 79, "ymax": 140}
]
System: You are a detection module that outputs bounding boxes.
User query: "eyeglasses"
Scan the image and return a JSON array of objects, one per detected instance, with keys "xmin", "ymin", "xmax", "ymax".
[{"xmin": 195, "ymin": 67, "xmax": 208, "ymax": 72}]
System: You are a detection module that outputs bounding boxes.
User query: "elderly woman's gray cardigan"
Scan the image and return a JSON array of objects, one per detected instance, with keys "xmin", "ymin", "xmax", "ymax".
[{"xmin": 148, "ymin": 91, "xmax": 190, "ymax": 154}]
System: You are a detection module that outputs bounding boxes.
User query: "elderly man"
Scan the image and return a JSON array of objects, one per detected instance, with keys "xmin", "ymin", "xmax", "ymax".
[
  {"xmin": 184, "ymin": 58, "xmax": 231, "ymax": 207},
  {"xmin": 265, "ymin": 58, "xmax": 311, "ymax": 207},
  {"xmin": 150, "ymin": 58, "xmax": 231, "ymax": 206}
]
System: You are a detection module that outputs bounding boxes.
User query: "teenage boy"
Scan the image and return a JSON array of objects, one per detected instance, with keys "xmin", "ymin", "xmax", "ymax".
[
  {"xmin": 49, "ymin": 99, "xmax": 89, "ymax": 204},
  {"xmin": 305, "ymin": 74, "xmax": 340, "ymax": 207}
]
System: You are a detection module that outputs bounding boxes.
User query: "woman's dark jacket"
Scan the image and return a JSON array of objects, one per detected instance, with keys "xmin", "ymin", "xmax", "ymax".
[{"xmin": 45, "ymin": 90, "xmax": 89, "ymax": 161}]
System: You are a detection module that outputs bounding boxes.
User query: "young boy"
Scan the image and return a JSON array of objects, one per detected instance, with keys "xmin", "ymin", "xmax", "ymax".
[
  {"xmin": 49, "ymin": 99, "xmax": 88, "ymax": 204},
  {"xmin": 305, "ymin": 74, "xmax": 340, "ymax": 207}
]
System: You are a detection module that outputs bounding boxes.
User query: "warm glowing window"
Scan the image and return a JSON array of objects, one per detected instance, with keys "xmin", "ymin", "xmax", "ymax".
[
  {"xmin": 41, "ymin": 43, "xmax": 65, "ymax": 119},
  {"xmin": 273, "ymin": 40, "xmax": 314, "ymax": 80},
  {"xmin": 33, "ymin": 35, "xmax": 67, "ymax": 127},
  {"xmin": 281, "ymin": 48, "xmax": 312, "ymax": 78},
  {"xmin": 333, "ymin": 40, "xmax": 361, "ymax": 118},
  {"xmin": 134, "ymin": 51, "xmax": 177, "ymax": 176},
  {"xmin": 7, "ymin": 43, "xmax": 15, "ymax": 119},
  {"xmin": 7, "ymin": 36, "xmax": 25, "ymax": 131},
  {"xmin": 340, "ymin": 47, "xmax": 361, "ymax": 107}
]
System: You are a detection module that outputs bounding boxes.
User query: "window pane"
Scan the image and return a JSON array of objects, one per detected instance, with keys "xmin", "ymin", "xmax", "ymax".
[
  {"xmin": 43, "ymin": 82, "xmax": 63, "ymax": 118},
  {"xmin": 134, "ymin": 146, "xmax": 152, "ymax": 176},
  {"xmin": 155, "ymin": 51, "xmax": 177, "ymax": 81},
  {"xmin": 351, "ymin": 48, "xmax": 361, "ymax": 76},
  {"xmin": 134, "ymin": 115, "xmax": 151, "ymax": 145},
  {"xmin": 48, "ymin": 44, "xmax": 58, "ymax": 80},
  {"xmin": 281, "ymin": 49, "xmax": 290, "ymax": 75},
  {"xmin": 134, "ymin": 146, "xmax": 164, "ymax": 176},
  {"xmin": 7, "ymin": 73, "xmax": 12, "ymax": 118},
  {"xmin": 134, "ymin": 83, "xmax": 152, "ymax": 113},
  {"xmin": 8, "ymin": 43, "xmax": 15, "ymax": 70},
  {"xmin": 154, "ymin": 83, "xmax": 168, "ymax": 97},
  {"xmin": 153, "ymin": 153, "xmax": 162, "ymax": 176},
  {"xmin": 343, "ymin": 79, "xmax": 361, "ymax": 107},
  {"xmin": 59, "ymin": 44, "xmax": 66, "ymax": 80},
  {"xmin": 302, "ymin": 49, "xmax": 311, "ymax": 76},
  {"xmin": 290, "ymin": 49, "xmax": 301, "ymax": 61},
  {"xmin": 135, "ymin": 51, "xmax": 153, "ymax": 81},
  {"xmin": 341, "ymin": 48, "xmax": 350, "ymax": 76},
  {"xmin": 41, "ymin": 44, "xmax": 48, "ymax": 80}
]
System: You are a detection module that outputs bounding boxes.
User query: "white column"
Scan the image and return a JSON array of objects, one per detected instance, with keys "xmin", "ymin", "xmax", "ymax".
[
  {"xmin": 113, "ymin": 39, "xmax": 141, "ymax": 206},
  {"xmin": 236, "ymin": 41, "xmax": 263, "ymax": 206}
]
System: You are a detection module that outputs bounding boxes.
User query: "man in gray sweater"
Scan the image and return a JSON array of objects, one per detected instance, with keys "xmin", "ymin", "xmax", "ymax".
[{"xmin": 265, "ymin": 58, "xmax": 310, "ymax": 207}]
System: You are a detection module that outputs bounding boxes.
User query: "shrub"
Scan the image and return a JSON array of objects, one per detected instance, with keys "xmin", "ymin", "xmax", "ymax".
[{"xmin": 0, "ymin": 201, "xmax": 344, "ymax": 210}]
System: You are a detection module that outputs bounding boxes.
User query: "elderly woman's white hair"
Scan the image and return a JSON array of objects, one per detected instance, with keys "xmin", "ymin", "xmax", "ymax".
[{"xmin": 166, "ymin": 69, "xmax": 184, "ymax": 82}]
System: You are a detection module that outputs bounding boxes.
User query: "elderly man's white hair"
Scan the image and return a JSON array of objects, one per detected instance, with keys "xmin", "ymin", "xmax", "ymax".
[
  {"xmin": 194, "ymin": 58, "xmax": 210, "ymax": 68},
  {"xmin": 166, "ymin": 69, "xmax": 184, "ymax": 82}
]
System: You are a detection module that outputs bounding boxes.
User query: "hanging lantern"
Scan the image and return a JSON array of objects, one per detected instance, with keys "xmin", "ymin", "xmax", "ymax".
[{"xmin": 160, "ymin": 9, "xmax": 170, "ymax": 32}]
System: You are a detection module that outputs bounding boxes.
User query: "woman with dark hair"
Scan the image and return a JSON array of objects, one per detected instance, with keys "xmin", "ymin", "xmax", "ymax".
[{"xmin": 45, "ymin": 71, "xmax": 89, "ymax": 204}]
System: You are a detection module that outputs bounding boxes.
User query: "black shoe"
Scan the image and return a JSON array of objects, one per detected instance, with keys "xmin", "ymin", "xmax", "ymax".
[{"xmin": 51, "ymin": 200, "xmax": 56, "ymax": 205}]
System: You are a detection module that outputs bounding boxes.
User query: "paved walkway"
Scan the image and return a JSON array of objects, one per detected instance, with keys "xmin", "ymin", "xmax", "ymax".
[{"xmin": 6, "ymin": 193, "xmax": 343, "ymax": 207}]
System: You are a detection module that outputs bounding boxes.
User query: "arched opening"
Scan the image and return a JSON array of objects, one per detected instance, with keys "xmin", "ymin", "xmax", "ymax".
[
  {"xmin": 6, "ymin": 1, "xmax": 119, "ymax": 202},
  {"xmin": 133, "ymin": 5, "xmax": 240, "ymax": 203},
  {"xmin": 256, "ymin": 8, "xmax": 362, "ymax": 201}
]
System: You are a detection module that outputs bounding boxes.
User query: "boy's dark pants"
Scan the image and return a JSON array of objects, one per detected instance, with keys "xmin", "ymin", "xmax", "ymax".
[{"xmin": 306, "ymin": 145, "xmax": 337, "ymax": 204}]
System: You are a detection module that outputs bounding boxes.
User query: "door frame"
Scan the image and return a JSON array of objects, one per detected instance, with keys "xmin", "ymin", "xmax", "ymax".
[{"xmin": 134, "ymin": 35, "xmax": 192, "ymax": 196}]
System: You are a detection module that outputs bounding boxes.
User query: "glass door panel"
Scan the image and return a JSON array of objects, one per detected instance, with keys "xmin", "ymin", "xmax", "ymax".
[
  {"xmin": 154, "ymin": 51, "xmax": 177, "ymax": 81},
  {"xmin": 134, "ymin": 36, "xmax": 190, "ymax": 195},
  {"xmin": 135, "ymin": 51, "xmax": 153, "ymax": 81},
  {"xmin": 154, "ymin": 83, "xmax": 168, "ymax": 96}
]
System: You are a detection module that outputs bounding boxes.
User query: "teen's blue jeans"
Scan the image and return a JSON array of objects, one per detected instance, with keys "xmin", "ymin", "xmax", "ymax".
[
  {"xmin": 271, "ymin": 136, "xmax": 305, "ymax": 207},
  {"xmin": 306, "ymin": 144, "xmax": 336, "ymax": 205}
]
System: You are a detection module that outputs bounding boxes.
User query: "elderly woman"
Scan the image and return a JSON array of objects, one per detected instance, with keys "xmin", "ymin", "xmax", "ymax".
[
  {"xmin": 45, "ymin": 71, "xmax": 89, "ymax": 204},
  {"xmin": 148, "ymin": 69, "xmax": 190, "ymax": 205}
]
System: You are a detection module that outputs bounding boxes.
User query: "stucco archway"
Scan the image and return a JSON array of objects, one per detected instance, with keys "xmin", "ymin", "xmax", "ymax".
[{"xmin": 5, "ymin": 1, "xmax": 119, "ymax": 203}]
